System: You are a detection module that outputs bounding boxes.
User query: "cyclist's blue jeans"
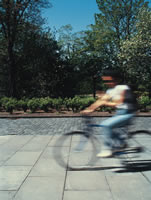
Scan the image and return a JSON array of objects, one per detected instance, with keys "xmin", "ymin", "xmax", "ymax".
[{"xmin": 100, "ymin": 109, "xmax": 135, "ymax": 150}]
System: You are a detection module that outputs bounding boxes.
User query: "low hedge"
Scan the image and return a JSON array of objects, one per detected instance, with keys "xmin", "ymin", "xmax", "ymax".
[
  {"xmin": 0, "ymin": 94, "xmax": 151, "ymax": 114},
  {"xmin": 0, "ymin": 96, "xmax": 96, "ymax": 114},
  {"xmin": 64, "ymin": 96, "xmax": 95, "ymax": 112}
]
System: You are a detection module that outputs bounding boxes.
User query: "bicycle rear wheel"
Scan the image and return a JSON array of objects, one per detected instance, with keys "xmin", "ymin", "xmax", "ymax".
[
  {"xmin": 125, "ymin": 130, "xmax": 151, "ymax": 167},
  {"xmin": 53, "ymin": 131, "xmax": 98, "ymax": 170}
]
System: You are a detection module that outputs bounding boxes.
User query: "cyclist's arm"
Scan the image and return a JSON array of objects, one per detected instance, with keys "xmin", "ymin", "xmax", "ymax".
[{"xmin": 81, "ymin": 94, "xmax": 110, "ymax": 113}]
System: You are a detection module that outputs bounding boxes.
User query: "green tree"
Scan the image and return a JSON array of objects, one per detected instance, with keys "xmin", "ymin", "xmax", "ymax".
[
  {"xmin": 15, "ymin": 27, "xmax": 64, "ymax": 98},
  {"xmin": 89, "ymin": 0, "xmax": 150, "ymax": 69},
  {"xmin": 57, "ymin": 25, "xmax": 91, "ymax": 96},
  {"xmin": 0, "ymin": 0, "xmax": 51, "ymax": 97},
  {"xmin": 57, "ymin": 24, "xmax": 84, "ymax": 61},
  {"xmin": 95, "ymin": 0, "xmax": 149, "ymax": 41},
  {"xmin": 68, "ymin": 33, "xmax": 104, "ymax": 97},
  {"xmin": 118, "ymin": 8, "xmax": 151, "ymax": 93}
]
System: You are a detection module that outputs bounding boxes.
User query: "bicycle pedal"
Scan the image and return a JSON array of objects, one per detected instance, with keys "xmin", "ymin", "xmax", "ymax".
[{"xmin": 113, "ymin": 151, "xmax": 126, "ymax": 156}]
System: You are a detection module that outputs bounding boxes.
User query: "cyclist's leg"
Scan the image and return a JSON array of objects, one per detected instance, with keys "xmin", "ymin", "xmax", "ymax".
[{"xmin": 98, "ymin": 110, "xmax": 134, "ymax": 156}]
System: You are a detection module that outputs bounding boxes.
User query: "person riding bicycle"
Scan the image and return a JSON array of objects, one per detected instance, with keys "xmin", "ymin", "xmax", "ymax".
[{"xmin": 81, "ymin": 70, "xmax": 137, "ymax": 158}]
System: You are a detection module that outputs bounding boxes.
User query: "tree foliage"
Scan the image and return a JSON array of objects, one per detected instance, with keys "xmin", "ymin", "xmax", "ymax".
[
  {"xmin": 118, "ymin": 8, "xmax": 151, "ymax": 92},
  {"xmin": 0, "ymin": 0, "xmax": 151, "ymax": 99},
  {"xmin": 96, "ymin": 0, "xmax": 149, "ymax": 41},
  {"xmin": 88, "ymin": 0, "xmax": 150, "ymax": 69},
  {"xmin": 16, "ymin": 28, "xmax": 64, "ymax": 98},
  {"xmin": 0, "ymin": 0, "xmax": 51, "ymax": 97}
]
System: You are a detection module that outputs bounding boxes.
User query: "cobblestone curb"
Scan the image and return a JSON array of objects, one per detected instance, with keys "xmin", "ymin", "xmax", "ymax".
[{"xmin": 0, "ymin": 111, "xmax": 151, "ymax": 118}]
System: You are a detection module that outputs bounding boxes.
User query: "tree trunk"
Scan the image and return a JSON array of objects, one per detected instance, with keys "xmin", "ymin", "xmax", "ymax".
[
  {"xmin": 92, "ymin": 76, "xmax": 96, "ymax": 98},
  {"xmin": 7, "ymin": 41, "xmax": 16, "ymax": 97}
]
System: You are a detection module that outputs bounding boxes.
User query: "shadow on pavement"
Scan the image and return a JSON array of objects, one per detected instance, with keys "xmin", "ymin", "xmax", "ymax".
[
  {"xmin": 68, "ymin": 160, "xmax": 151, "ymax": 173},
  {"xmin": 116, "ymin": 160, "xmax": 151, "ymax": 173}
]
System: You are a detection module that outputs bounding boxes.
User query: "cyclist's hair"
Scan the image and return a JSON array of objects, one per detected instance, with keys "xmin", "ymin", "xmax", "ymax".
[{"xmin": 102, "ymin": 69, "xmax": 123, "ymax": 82}]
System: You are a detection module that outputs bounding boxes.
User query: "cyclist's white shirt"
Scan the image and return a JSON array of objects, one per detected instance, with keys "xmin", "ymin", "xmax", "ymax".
[{"xmin": 106, "ymin": 85, "xmax": 131, "ymax": 110}]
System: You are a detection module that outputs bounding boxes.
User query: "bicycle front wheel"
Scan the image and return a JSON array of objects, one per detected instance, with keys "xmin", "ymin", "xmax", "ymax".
[{"xmin": 53, "ymin": 131, "xmax": 98, "ymax": 170}]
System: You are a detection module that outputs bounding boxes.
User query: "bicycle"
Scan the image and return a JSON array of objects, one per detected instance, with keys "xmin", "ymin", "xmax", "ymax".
[{"xmin": 53, "ymin": 115, "xmax": 151, "ymax": 171}]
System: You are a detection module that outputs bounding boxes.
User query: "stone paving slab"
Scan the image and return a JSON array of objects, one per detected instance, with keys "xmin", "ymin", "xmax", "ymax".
[
  {"xmin": 142, "ymin": 171, "xmax": 151, "ymax": 182},
  {"xmin": 0, "ymin": 166, "xmax": 32, "ymax": 190},
  {"xmin": 0, "ymin": 136, "xmax": 33, "ymax": 165},
  {"xmin": 0, "ymin": 135, "xmax": 14, "ymax": 145},
  {"xmin": 0, "ymin": 191, "xmax": 16, "ymax": 200},
  {"xmin": 65, "ymin": 171, "xmax": 109, "ymax": 191},
  {"xmin": 19, "ymin": 136, "xmax": 53, "ymax": 151},
  {"xmin": 106, "ymin": 173, "xmax": 151, "ymax": 200},
  {"xmin": 63, "ymin": 191, "xmax": 113, "ymax": 200},
  {"xmin": 13, "ymin": 177, "xmax": 64, "ymax": 200},
  {"xmin": 29, "ymin": 147, "xmax": 66, "ymax": 177},
  {"xmin": 29, "ymin": 157, "xmax": 65, "ymax": 177},
  {"xmin": 4, "ymin": 151, "xmax": 42, "ymax": 166}
]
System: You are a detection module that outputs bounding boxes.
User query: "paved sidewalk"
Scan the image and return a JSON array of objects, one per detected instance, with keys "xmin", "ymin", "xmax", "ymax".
[{"xmin": 0, "ymin": 117, "xmax": 151, "ymax": 200}]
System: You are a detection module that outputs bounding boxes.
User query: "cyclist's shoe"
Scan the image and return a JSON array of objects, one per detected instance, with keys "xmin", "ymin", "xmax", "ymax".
[{"xmin": 96, "ymin": 150, "xmax": 113, "ymax": 158}]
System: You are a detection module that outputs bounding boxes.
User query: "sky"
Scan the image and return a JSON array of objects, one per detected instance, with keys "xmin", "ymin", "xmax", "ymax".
[{"xmin": 42, "ymin": 0, "xmax": 99, "ymax": 33}]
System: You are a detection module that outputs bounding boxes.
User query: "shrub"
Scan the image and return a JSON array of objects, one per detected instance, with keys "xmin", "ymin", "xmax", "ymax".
[
  {"xmin": 47, "ymin": 98, "xmax": 54, "ymax": 110},
  {"xmin": 63, "ymin": 98, "xmax": 72, "ymax": 111},
  {"xmin": 39, "ymin": 97, "xmax": 50, "ymax": 112},
  {"xmin": 17, "ymin": 99, "xmax": 28, "ymax": 112},
  {"xmin": 70, "ymin": 96, "xmax": 95, "ymax": 112},
  {"xmin": 70, "ymin": 96, "xmax": 81, "ymax": 112},
  {"xmin": 1, "ymin": 97, "xmax": 10, "ymax": 107},
  {"xmin": 52, "ymin": 98, "xmax": 63, "ymax": 111},
  {"xmin": 2, "ymin": 98, "xmax": 17, "ymax": 114},
  {"xmin": 99, "ymin": 106, "xmax": 115, "ymax": 113},
  {"xmin": 27, "ymin": 98, "xmax": 40, "ymax": 113},
  {"xmin": 79, "ymin": 97, "xmax": 95, "ymax": 111},
  {"xmin": 137, "ymin": 95, "xmax": 151, "ymax": 112}
]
